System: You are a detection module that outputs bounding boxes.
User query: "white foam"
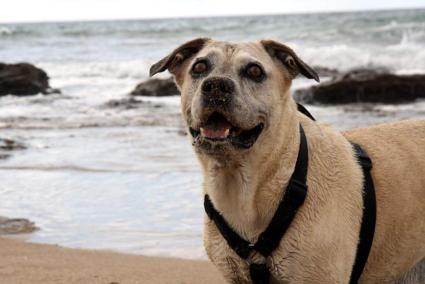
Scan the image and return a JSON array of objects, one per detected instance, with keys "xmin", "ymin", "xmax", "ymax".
[
  {"xmin": 296, "ymin": 39, "xmax": 425, "ymax": 74},
  {"xmin": 0, "ymin": 26, "xmax": 12, "ymax": 36},
  {"xmin": 40, "ymin": 60, "xmax": 155, "ymax": 81}
]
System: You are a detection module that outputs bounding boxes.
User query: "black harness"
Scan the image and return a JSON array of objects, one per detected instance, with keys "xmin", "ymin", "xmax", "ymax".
[{"xmin": 204, "ymin": 104, "xmax": 376, "ymax": 284}]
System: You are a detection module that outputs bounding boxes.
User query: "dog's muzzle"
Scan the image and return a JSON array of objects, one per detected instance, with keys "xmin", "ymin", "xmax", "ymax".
[
  {"xmin": 189, "ymin": 77, "xmax": 264, "ymax": 152},
  {"xmin": 189, "ymin": 111, "xmax": 264, "ymax": 150}
]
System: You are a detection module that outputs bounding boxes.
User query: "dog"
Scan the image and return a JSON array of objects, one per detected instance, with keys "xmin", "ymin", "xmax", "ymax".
[{"xmin": 150, "ymin": 38, "xmax": 425, "ymax": 283}]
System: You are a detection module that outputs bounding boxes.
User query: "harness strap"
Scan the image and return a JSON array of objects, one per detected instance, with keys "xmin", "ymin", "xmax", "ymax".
[
  {"xmin": 204, "ymin": 124, "xmax": 309, "ymax": 284},
  {"xmin": 204, "ymin": 195, "xmax": 252, "ymax": 259},
  {"xmin": 253, "ymin": 125, "xmax": 308, "ymax": 257},
  {"xmin": 297, "ymin": 103, "xmax": 316, "ymax": 121},
  {"xmin": 297, "ymin": 104, "xmax": 377, "ymax": 283},
  {"xmin": 349, "ymin": 143, "xmax": 376, "ymax": 284},
  {"xmin": 204, "ymin": 104, "xmax": 376, "ymax": 284},
  {"xmin": 249, "ymin": 263, "xmax": 270, "ymax": 284}
]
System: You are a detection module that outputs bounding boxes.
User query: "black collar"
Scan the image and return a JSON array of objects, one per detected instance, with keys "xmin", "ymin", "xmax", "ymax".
[{"xmin": 204, "ymin": 124, "xmax": 309, "ymax": 284}]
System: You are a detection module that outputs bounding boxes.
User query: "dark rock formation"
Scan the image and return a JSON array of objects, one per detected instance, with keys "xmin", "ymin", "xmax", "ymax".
[
  {"xmin": 294, "ymin": 68, "xmax": 425, "ymax": 104},
  {"xmin": 0, "ymin": 62, "xmax": 61, "ymax": 97},
  {"xmin": 105, "ymin": 97, "xmax": 163, "ymax": 110},
  {"xmin": 0, "ymin": 216, "xmax": 38, "ymax": 234},
  {"xmin": 0, "ymin": 138, "xmax": 26, "ymax": 151},
  {"xmin": 0, "ymin": 138, "xmax": 26, "ymax": 160},
  {"xmin": 105, "ymin": 97, "xmax": 145, "ymax": 109},
  {"xmin": 130, "ymin": 77, "xmax": 179, "ymax": 97}
]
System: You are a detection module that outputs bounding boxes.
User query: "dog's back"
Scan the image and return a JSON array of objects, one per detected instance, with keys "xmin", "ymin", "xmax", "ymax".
[{"xmin": 344, "ymin": 119, "xmax": 425, "ymax": 283}]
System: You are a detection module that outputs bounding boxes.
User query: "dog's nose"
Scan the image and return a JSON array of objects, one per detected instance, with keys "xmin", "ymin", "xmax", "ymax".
[
  {"xmin": 201, "ymin": 77, "xmax": 234, "ymax": 107},
  {"xmin": 201, "ymin": 77, "xmax": 235, "ymax": 96}
]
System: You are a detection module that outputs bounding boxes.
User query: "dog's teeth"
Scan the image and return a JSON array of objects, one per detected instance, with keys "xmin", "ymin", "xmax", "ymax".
[
  {"xmin": 224, "ymin": 128, "xmax": 230, "ymax": 137},
  {"xmin": 200, "ymin": 127, "xmax": 205, "ymax": 136}
]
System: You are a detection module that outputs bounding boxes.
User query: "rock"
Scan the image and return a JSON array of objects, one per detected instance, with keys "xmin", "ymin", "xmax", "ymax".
[
  {"xmin": 105, "ymin": 97, "xmax": 164, "ymax": 110},
  {"xmin": 0, "ymin": 62, "xmax": 61, "ymax": 97},
  {"xmin": 0, "ymin": 138, "xmax": 26, "ymax": 151},
  {"xmin": 0, "ymin": 138, "xmax": 26, "ymax": 160},
  {"xmin": 105, "ymin": 97, "xmax": 144, "ymax": 109},
  {"xmin": 0, "ymin": 216, "xmax": 38, "ymax": 234},
  {"xmin": 294, "ymin": 68, "xmax": 425, "ymax": 104},
  {"xmin": 130, "ymin": 77, "xmax": 179, "ymax": 97}
]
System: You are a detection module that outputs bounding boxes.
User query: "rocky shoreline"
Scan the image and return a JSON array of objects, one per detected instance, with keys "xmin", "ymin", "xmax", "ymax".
[
  {"xmin": 0, "ymin": 216, "xmax": 38, "ymax": 235},
  {"xmin": 130, "ymin": 77, "xmax": 179, "ymax": 97},
  {"xmin": 2, "ymin": 62, "xmax": 425, "ymax": 106},
  {"xmin": 0, "ymin": 62, "xmax": 60, "ymax": 97},
  {"xmin": 294, "ymin": 68, "xmax": 425, "ymax": 105}
]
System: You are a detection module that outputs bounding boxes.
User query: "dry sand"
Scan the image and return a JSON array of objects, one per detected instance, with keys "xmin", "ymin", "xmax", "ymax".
[{"xmin": 0, "ymin": 237, "xmax": 223, "ymax": 284}]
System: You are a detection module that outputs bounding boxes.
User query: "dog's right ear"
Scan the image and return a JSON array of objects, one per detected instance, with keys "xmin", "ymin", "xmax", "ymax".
[
  {"xmin": 149, "ymin": 38, "xmax": 210, "ymax": 78},
  {"xmin": 261, "ymin": 39, "xmax": 320, "ymax": 82}
]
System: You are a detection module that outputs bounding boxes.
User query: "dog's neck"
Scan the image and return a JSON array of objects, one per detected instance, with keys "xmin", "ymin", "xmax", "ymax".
[{"xmin": 201, "ymin": 101, "xmax": 301, "ymax": 242}]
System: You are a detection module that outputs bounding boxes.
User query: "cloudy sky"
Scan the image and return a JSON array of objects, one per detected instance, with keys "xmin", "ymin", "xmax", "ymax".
[{"xmin": 1, "ymin": 0, "xmax": 424, "ymax": 23}]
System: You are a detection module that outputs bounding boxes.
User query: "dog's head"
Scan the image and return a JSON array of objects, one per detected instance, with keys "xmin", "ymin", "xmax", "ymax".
[{"xmin": 150, "ymin": 38, "xmax": 319, "ymax": 162}]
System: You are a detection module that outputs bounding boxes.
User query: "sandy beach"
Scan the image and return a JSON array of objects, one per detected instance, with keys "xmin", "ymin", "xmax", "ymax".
[{"xmin": 0, "ymin": 237, "xmax": 223, "ymax": 284}]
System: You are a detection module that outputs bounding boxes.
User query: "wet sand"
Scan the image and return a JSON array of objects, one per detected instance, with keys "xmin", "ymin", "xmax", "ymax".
[{"xmin": 0, "ymin": 237, "xmax": 223, "ymax": 284}]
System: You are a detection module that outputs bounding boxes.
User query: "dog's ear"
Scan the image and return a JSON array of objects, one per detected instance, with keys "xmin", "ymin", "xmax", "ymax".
[
  {"xmin": 261, "ymin": 39, "xmax": 319, "ymax": 82},
  {"xmin": 149, "ymin": 38, "xmax": 210, "ymax": 78}
]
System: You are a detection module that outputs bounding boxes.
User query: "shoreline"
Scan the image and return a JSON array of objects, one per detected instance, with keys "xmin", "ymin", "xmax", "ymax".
[{"xmin": 0, "ymin": 237, "xmax": 223, "ymax": 284}]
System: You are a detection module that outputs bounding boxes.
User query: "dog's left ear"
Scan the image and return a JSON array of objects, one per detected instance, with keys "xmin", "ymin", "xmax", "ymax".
[
  {"xmin": 149, "ymin": 38, "xmax": 210, "ymax": 77},
  {"xmin": 261, "ymin": 39, "xmax": 320, "ymax": 82}
]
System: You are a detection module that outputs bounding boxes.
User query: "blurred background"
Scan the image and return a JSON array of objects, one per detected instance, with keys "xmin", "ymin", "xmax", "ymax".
[{"xmin": 0, "ymin": 0, "xmax": 424, "ymax": 259}]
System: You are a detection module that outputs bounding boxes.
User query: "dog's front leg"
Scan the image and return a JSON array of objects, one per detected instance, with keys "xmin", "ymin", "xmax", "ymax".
[{"xmin": 204, "ymin": 222, "xmax": 252, "ymax": 283}]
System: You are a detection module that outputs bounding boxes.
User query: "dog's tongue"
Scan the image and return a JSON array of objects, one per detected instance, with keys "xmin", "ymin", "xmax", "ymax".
[{"xmin": 201, "ymin": 122, "xmax": 231, "ymax": 139}]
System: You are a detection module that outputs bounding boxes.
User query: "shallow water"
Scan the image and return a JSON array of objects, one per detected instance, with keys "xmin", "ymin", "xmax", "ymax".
[{"xmin": 0, "ymin": 126, "xmax": 206, "ymax": 258}]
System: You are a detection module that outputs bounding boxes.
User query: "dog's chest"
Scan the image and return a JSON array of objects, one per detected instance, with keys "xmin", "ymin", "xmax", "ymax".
[{"xmin": 204, "ymin": 220, "xmax": 299, "ymax": 284}]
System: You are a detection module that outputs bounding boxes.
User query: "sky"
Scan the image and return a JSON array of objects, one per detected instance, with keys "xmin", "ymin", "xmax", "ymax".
[{"xmin": 1, "ymin": 0, "xmax": 424, "ymax": 23}]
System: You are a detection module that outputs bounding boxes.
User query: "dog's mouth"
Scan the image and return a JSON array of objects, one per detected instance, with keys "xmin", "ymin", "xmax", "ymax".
[{"xmin": 189, "ymin": 112, "xmax": 264, "ymax": 149}]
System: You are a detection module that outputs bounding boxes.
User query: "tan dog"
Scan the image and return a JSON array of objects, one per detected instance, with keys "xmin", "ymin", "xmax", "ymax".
[{"xmin": 150, "ymin": 38, "xmax": 425, "ymax": 283}]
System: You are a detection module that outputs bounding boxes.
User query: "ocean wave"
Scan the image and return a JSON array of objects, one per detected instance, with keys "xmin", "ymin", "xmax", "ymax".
[
  {"xmin": 40, "ymin": 60, "xmax": 156, "ymax": 80},
  {"xmin": 56, "ymin": 23, "xmax": 244, "ymax": 39},
  {"xmin": 34, "ymin": 43, "xmax": 425, "ymax": 98},
  {"xmin": 0, "ymin": 27, "xmax": 13, "ymax": 36},
  {"xmin": 295, "ymin": 41, "xmax": 425, "ymax": 74},
  {"xmin": 0, "ymin": 26, "xmax": 38, "ymax": 38}
]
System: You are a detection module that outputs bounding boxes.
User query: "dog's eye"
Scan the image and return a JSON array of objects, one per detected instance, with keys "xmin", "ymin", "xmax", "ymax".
[
  {"xmin": 245, "ymin": 64, "xmax": 265, "ymax": 82},
  {"xmin": 192, "ymin": 61, "xmax": 209, "ymax": 75}
]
